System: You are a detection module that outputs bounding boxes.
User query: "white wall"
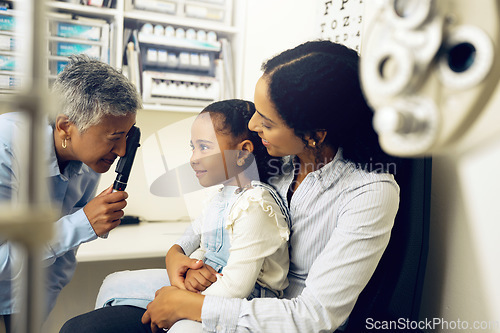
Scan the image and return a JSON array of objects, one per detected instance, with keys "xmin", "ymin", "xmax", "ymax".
[
  {"xmin": 238, "ymin": 0, "xmax": 319, "ymax": 100},
  {"xmin": 419, "ymin": 82, "xmax": 500, "ymax": 332}
]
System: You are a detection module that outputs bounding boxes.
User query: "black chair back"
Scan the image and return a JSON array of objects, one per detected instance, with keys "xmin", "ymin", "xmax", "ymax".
[{"xmin": 344, "ymin": 158, "xmax": 432, "ymax": 333}]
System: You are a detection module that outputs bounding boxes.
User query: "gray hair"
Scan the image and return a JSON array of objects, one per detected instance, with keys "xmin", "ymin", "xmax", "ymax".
[{"xmin": 52, "ymin": 54, "xmax": 142, "ymax": 132}]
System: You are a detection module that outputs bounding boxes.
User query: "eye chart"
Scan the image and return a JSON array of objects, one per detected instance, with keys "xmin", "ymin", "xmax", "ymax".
[{"xmin": 317, "ymin": 0, "xmax": 365, "ymax": 52}]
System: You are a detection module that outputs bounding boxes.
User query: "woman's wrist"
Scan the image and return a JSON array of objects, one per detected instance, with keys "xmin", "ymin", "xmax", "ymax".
[{"xmin": 177, "ymin": 289, "xmax": 205, "ymax": 322}]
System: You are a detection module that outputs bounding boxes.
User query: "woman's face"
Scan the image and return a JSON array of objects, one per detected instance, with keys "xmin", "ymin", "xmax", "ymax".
[
  {"xmin": 248, "ymin": 76, "xmax": 305, "ymax": 157},
  {"xmin": 189, "ymin": 113, "xmax": 241, "ymax": 187},
  {"xmin": 67, "ymin": 114, "xmax": 136, "ymax": 173}
]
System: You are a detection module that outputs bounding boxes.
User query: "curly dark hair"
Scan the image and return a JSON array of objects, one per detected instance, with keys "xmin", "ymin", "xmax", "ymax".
[
  {"xmin": 262, "ymin": 40, "xmax": 396, "ymax": 173},
  {"xmin": 200, "ymin": 99, "xmax": 281, "ymax": 183}
]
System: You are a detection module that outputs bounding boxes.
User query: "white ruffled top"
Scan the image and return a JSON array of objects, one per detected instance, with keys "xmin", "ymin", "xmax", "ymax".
[{"xmin": 191, "ymin": 183, "xmax": 291, "ymax": 299}]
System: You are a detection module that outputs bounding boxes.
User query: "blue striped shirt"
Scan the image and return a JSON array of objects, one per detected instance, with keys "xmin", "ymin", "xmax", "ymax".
[{"xmin": 199, "ymin": 152, "xmax": 400, "ymax": 332}]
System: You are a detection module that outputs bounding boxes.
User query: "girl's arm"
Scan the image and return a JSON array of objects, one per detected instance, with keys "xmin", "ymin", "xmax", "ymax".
[
  {"xmin": 166, "ymin": 217, "xmax": 206, "ymax": 290},
  {"xmin": 173, "ymin": 212, "xmax": 203, "ymax": 257},
  {"xmin": 166, "ymin": 245, "xmax": 204, "ymax": 290}
]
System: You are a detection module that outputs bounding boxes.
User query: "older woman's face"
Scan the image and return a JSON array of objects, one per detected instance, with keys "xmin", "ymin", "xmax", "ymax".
[
  {"xmin": 68, "ymin": 114, "xmax": 136, "ymax": 173},
  {"xmin": 249, "ymin": 76, "xmax": 305, "ymax": 157}
]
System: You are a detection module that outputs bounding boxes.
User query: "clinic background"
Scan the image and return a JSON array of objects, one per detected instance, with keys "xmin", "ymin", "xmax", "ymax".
[{"xmin": 5, "ymin": 0, "xmax": 496, "ymax": 332}]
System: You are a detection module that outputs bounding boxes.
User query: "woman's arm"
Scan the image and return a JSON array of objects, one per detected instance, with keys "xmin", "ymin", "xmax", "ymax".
[
  {"xmin": 0, "ymin": 142, "xmax": 22, "ymax": 280},
  {"xmin": 42, "ymin": 174, "xmax": 102, "ymax": 264},
  {"xmin": 142, "ymin": 286, "xmax": 205, "ymax": 331}
]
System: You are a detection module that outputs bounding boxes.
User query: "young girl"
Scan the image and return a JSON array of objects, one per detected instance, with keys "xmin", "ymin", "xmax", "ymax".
[{"xmin": 90, "ymin": 100, "xmax": 290, "ymax": 317}]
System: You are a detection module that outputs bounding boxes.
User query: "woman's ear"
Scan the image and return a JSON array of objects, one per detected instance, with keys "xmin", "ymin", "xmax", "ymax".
[
  {"xmin": 315, "ymin": 130, "xmax": 328, "ymax": 145},
  {"xmin": 54, "ymin": 115, "xmax": 73, "ymax": 140},
  {"xmin": 305, "ymin": 130, "xmax": 328, "ymax": 148}
]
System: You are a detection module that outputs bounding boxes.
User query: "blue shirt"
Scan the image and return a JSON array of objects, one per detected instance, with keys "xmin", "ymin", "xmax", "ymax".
[
  {"xmin": 180, "ymin": 152, "xmax": 400, "ymax": 332},
  {"xmin": 0, "ymin": 112, "xmax": 100, "ymax": 316}
]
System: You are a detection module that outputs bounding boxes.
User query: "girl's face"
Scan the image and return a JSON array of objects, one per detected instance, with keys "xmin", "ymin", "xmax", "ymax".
[
  {"xmin": 189, "ymin": 113, "xmax": 242, "ymax": 187},
  {"xmin": 63, "ymin": 114, "xmax": 136, "ymax": 173},
  {"xmin": 249, "ymin": 76, "xmax": 305, "ymax": 157}
]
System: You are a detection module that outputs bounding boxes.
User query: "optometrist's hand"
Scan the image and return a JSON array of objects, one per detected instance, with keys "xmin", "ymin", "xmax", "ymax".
[
  {"xmin": 142, "ymin": 286, "xmax": 204, "ymax": 332},
  {"xmin": 165, "ymin": 245, "xmax": 205, "ymax": 290},
  {"xmin": 184, "ymin": 263, "xmax": 218, "ymax": 293},
  {"xmin": 83, "ymin": 185, "xmax": 128, "ymax": 237}
]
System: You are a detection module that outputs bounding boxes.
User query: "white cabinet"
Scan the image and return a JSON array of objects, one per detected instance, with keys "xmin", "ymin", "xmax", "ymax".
[
  {"xmin": 1, "ymin": 0, "xmax": 243, "ymax": 112},
  {"xmin": 122, "ymin": 0, "xmax": 240, "ymax": 112},
  {"xmin": 47, "ymin": 13, "xmax": 112, "ymax": 82},
  {"xmin": 0, "ymin": 3, "xmax": 22, "ymax": 94},
  {"xmin": 47, "ymin": 1, "xmax": 123, "ymax": 66}
]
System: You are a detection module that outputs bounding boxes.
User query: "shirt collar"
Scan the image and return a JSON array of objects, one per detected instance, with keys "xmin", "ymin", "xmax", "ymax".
[{"xmin": 282, "ymin": 149, "xmax": 349, "ymax": 191}]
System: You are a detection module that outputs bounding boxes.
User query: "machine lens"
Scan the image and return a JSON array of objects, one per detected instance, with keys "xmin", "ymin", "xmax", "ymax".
[
  {"xmin": 394, "ymin": 0, "xmax": 420, "ymax": 18},
  {"xmin": 447, "ymin": 42, "xmax": 476, "ymax": 73},
  {"xmin": 379, "ymin": 55, "xmax": 398, "ymax": 81}
]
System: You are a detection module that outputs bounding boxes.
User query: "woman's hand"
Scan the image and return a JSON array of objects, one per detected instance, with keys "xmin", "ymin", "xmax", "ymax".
[
  {"xmin": 165, "ymin": 245, "xmax": 205, "ymax": 290},
  {"xmin": 184, "ymin": 264, "xmax": 218, "ymax": 293},
  {"xmin": 83, "ymin": 186, "xmax": 128, "ymax": 236},
  {"xmin": 142, "ymin": 286, "xmax": 205, "ymax": 332}
]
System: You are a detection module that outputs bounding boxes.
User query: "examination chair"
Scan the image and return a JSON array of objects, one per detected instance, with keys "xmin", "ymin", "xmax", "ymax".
[{"xmin": 344, "ymin": 158, "xmax": 432, "ymax": 333}]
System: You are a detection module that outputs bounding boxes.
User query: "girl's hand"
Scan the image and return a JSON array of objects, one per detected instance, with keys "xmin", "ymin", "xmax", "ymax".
[
  {"xmin": 165, "ymin": 245, "xmax": 204, "ymax": 290},
  {"xmin": 141, "ymin": 286, "xmax": 205, "ymax": 332},
  {"xmin": 184, "ymin": 264, "xmax": 218, "ymax": 293}
]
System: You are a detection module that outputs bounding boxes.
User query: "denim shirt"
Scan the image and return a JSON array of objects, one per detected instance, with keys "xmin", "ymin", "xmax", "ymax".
[
  {"xmin": 0, "ymin": 112, "xmax": 100, "ymax": 316},
  {"xmin": 201, "ymin": 185, "xmax": 240, "ymax": 272}
]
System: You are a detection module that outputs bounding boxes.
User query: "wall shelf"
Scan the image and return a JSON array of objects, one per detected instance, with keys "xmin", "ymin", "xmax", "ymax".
[
  {"xmin": 124, "ymin": 10, "xmax": 239, "ymax": 35},
  {"xmin": 142, "ymin": 103, "xmax": 202, "ymax": 113},
  {"xmin": 46, "ymin": 1, "xmax": 119, "ymax": 19}
]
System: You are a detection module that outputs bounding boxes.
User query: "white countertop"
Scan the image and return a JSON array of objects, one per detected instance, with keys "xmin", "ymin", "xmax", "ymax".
[{"xmin": 76, "ymin": 221, "xmax": 191, "ymax": 262}]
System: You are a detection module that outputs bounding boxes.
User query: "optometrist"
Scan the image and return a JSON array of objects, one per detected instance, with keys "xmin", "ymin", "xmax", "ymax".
[{"xmin": 0, "ymin": 55, "xmax": 142, "ymax": 330}]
